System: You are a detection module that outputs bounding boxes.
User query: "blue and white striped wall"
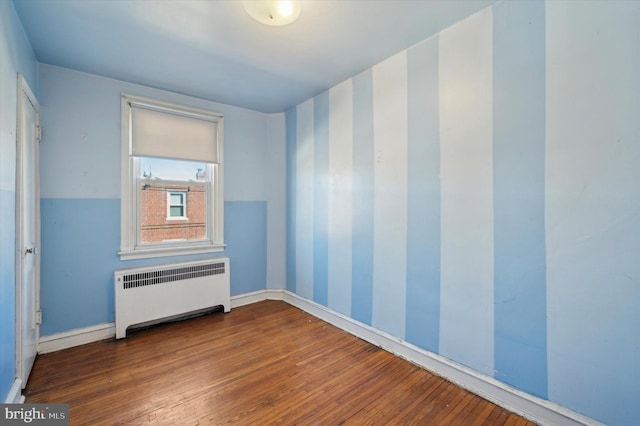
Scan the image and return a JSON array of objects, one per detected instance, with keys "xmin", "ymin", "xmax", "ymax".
[
  {"xmin": 37, "ymin": 64, "xmax": 285, "ymax": 337},
  {"xmin": 286, "ymin": 2, "xmax": 640, "ymax": 425}
]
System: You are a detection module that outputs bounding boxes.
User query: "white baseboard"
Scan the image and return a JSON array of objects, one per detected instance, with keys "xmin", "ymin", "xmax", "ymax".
[
  {"xmin": 230, "ymin": 288, "xmax": 284, "ymax": 308},
  {"xmin": 38, "ymin": 323, "xmax": 116, "ymax": 354},
  {"xmin": 282, "ymin": 291, "xmax": 603, "ymax": 426},
  {"xmin": 264, "ymin": 288, "xmax": 285, "ymax": 300},
  {"xmin": 4, "ymin": 379, "xmax": 25, "ymax": 403},
  {"xmin": 34, "ymin": 289, "xmax": 601, "ymax": 426},
  {"xmin": 38, "ymin": 291, "xmax": 276, "ymax": 353},
  {"xmin": 37, "ymin": 292, "xmax": 281, "ymax": 353}
]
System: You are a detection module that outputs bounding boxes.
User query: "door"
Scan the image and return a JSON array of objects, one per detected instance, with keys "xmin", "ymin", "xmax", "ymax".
[{"xmin": 16, "ymin": 74, "xmax": 40, "ymax": 388}]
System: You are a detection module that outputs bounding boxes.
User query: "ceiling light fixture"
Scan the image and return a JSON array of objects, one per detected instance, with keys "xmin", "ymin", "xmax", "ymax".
[{"xmin": 242, "ymin": 0, "xmax": 301, "ymax": 27}]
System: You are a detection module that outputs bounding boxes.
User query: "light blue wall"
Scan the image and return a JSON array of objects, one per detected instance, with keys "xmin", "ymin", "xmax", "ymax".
[
  {"xmin": 0, "ymin": 0, "xmax": 38, "ymax": 402},
  {"xmin": 286, "ymin": 1, "xmax": 640, "ymax": 425},
  {"xmin": 545, "ymin": 2, "xmax": 640, "ymax": 424},
  {"xmin": 493, "ymin": 0, "xmax": 547, "ymax": 397},
  {"xmin": 37, "ymin": 64, "xmax": 285, "ymax": 336}
]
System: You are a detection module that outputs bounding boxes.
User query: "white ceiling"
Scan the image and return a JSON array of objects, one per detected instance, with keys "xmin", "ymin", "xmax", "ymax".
[{"xmin": 13, "ymin": 0, "xmax": 498, "ymax": 113}]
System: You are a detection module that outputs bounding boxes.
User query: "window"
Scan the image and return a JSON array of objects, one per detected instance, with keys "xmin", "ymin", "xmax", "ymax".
[
  {"xmin": 167, "ymin": 191, "xmax": 186, "ymax": 219},
  {"xmin": 120, "ymin": 94, "xmax": 224, "ymax": 259}
]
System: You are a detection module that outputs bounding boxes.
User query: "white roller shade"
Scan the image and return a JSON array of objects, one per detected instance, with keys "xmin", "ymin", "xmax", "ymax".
[{"xmin": 131, "ymin": 105, "xmax": 219, "ymax": 163}]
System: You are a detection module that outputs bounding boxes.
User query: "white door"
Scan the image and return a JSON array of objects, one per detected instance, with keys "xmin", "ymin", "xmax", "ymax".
[{"xmin": 16, "ymin": 74, "xmax": 40, "ymax": 388}]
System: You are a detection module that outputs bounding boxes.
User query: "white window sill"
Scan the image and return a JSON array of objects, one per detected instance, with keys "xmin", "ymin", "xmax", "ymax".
[{"xmin": 119, "ymin": 243, "xmax": 226, "ymax": 260}]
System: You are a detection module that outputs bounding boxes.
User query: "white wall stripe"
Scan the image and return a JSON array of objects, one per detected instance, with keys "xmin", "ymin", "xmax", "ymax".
[
  {"xmin": 371, "ymin": 51, "xmax": 408, "ymax": 338},
  {"xmin": 438, "ymin": 8, "xmax": 494, "ymax": 376},
  {"xmin": 295, "ymin": 99, "xmax": 315, "ymax": 300},
  {"xmin": 327, "ymin": 79, "xmax": 354, "ymax": 316},
  {"xmin": 266, "ymin": 113, "xmax": 287, "ymax": 290}
]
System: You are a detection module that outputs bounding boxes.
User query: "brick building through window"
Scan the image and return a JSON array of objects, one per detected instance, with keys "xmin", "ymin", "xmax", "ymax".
[{"xmin": 139, "ymin": 181, "xmax": 207, "ymax": 243}]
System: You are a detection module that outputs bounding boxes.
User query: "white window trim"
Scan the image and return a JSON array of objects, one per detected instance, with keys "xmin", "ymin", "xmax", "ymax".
[
  {"xmin": 167, "ymin": 191, "xmax": 187, "ymax": 220},
  {"xmin": 119, "ymin": 93, "xmax": 225, "ymax": 260}
]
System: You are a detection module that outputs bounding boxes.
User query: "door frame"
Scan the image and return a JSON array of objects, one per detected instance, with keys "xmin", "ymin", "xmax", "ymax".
[{"xmin": 15, "ymin": 73, "xmax": 41, "ymax": 392}]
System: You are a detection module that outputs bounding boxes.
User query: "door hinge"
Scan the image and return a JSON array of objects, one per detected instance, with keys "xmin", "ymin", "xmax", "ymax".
[
  {"xmin": 36, "ymin": 310, "xmax": 42, "ymax": 325},
  {"xmin": 35, "ymin": 125, "xmax": 42, "ymax": 141}
]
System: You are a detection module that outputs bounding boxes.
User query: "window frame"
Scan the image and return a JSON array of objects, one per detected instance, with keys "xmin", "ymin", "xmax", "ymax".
[{"xmin": 119, "ymin": 93, "xmax": 224, "ymax": 260}]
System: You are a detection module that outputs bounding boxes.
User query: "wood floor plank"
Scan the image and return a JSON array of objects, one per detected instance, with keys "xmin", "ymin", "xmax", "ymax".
[
  {"xmin": 25, "ymin": 301, "xmax": 536, "ymax": 425},
  {"xmin": 452, "ymin": 395, "xmax": 484, "ymax": 424},
  {"xmin": 483, "ymin": 405, "xmax": 512, "ymax": 426},
  {"xmin": 437, "ymin": 391, "xmax": 477, "ymax": 424}
]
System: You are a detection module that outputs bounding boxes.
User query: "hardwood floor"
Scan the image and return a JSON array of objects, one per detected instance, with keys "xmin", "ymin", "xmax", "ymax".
[{"xmin": 25, "ymin": 301, "xmax": 536, "ymax": 425}]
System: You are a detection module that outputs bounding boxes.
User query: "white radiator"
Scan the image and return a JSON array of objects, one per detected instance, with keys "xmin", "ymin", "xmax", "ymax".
[{"xmin": 114, "ymin": 258, "xmax": 230, "ymax": 339}]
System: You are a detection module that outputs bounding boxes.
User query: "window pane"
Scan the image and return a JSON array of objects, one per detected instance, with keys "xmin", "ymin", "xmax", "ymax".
[
  {"xmin": 138, "ymin": 158, "xmax": 208, "ymax": 244},
  {"xmin": 169, "ymin": 205, "xmax": 184, "ymax": 217},
  {"xmin": 139, "ymin": 157, "xmax": 208, "ymax": 182},
  {"xmin": 170, "ymin": 193, "xmax": 183, "ymax": 205}
]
